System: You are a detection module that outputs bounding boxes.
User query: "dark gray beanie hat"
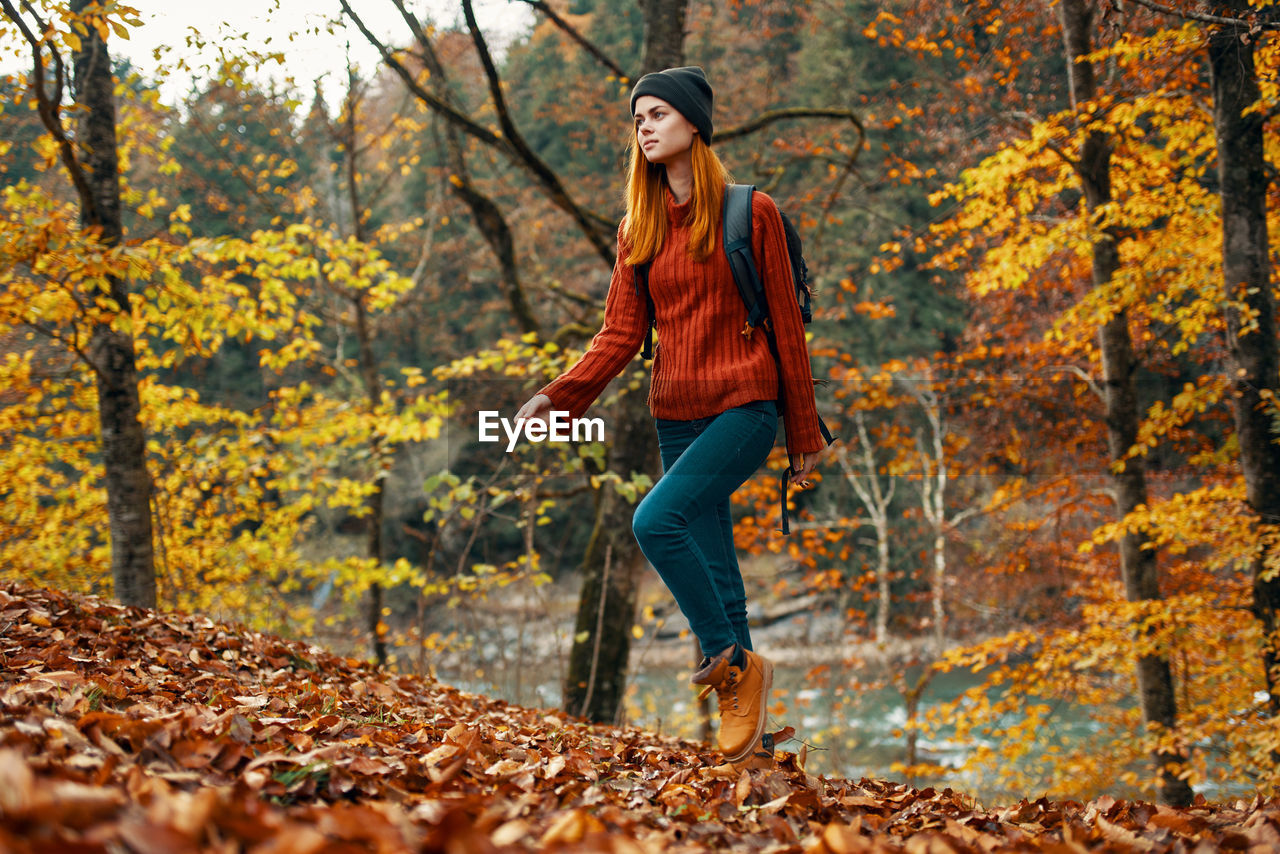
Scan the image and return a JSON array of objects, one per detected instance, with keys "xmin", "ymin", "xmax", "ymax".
[{"xmin": 629, "ymin": 66, "xmax": 714, "ymax": 144}]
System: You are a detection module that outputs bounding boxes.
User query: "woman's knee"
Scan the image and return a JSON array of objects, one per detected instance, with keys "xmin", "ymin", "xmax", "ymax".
[{"xmin": 632, "ymin": 493, "xmax": 679, "ymax": 546}]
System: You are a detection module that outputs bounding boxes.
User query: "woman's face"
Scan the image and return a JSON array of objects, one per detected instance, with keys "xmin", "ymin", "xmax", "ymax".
[{"xmin": 633, "ymin": 95, "xmax": 697, "ymax": 165}]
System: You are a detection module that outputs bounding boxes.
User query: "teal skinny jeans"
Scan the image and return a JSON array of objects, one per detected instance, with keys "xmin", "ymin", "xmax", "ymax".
[{"xmin": 632, "ymin": 399, "xmax": 778, "ymax": 657}]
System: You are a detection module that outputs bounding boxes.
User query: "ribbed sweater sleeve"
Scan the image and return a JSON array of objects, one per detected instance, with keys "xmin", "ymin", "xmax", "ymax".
[
  {"xmin": 537, "ymin": 223, "xmax": 646, "ymax": 420},
  {"xmin": 752, "ymin": 192, "xmax": 828, "ymax": 458}
]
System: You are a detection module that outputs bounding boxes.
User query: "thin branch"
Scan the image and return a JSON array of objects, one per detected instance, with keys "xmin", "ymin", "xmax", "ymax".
[
  {"xmin": 17, "ymin": 0, "xmax": 44, "ymax": 30},
  {"xmin": 177, "ymin": 111, "xmax": 291, "ymax": 222},
  {"xmin": 513, "ymin": 0, "xmax": 629, "ymax": 80},
  {"xmin": 388, "ymin": 0, "xmax": 434, "ymax": 54},
  {"xmin": 551, "ymin": 321, "xmax": 601, "ymax": 346},
  {"xmin": 1124, "ymin": 0, "xmax": 1280, "ymax": 30},
  {"xmin": 545, "ymin": 278, "xmax": 599, "ymax": 307},
  {"xmin": 462, "ymin": 0, "xmax": 615, "ymax": 265},
  {"xmin": 24, "ymin": 317, "xmax": 99, "ymax": 380},
  {"xmin": 1, "ymin": 0, "xmax": 96, "ymax": 221},
  {"xmin": 346, "ymin": 0, "xmax": 614, "ymax": 267},
  {"xmin": 1045, "ymin": 364, "xmax": 1105, "ymax": 402},
  {"xmin": 407, "ymin": 42, "xmax": 540, "ymax": 335},
  {"xmin": 338, "ymin": 0, "xmax": 511, "ymax": 155},
  {"xmin": 716, "ymin": 106, "xmax": 865, "ymax": 144},
  {"xmin": 1006, "ymin": 109, "xmax": 1084, "ymax": 177},
  {"xmin": 18, "ymin": 0, "xmax": 62, "ymax": 107}
]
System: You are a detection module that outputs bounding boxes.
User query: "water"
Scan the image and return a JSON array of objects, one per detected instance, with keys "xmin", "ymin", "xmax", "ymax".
[
  {"xmin": 622, "ymin": 660, "xmax": 1000, "ymax": 789},
  {"xmin": 435, "ymin": 648, "xmax": 1041, "ymax": 802},
  {"xmin": 418, "ymin": 609, "xmax": 1250, "ymax": 804}
]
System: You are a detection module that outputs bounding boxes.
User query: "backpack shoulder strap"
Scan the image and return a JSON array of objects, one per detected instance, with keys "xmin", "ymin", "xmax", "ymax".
[
  {"xmin": 723, "ymin": 183, "xmax": 753, "ymax": 252},
  {"xmin": 723, "ymin": 184, "xmax": 767, "ymax": 336},
  {"xmin": 633, "ymin": 263, "xmax": 656, "ymax": 360}
]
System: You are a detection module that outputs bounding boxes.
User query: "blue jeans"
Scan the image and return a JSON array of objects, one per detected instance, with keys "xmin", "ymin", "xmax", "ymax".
[{"xmin": 632, "ymin": 399, "xmax": 778, "ymax": 658}]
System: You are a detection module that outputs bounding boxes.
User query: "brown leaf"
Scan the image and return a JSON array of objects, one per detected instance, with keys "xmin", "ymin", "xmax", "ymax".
[
  {"xmin": 118, "ymin": 819, "xmax": 198, "ymax": 854},
  {"xmin": 27, "ymin": 780, "xmax": 126, "ymax": 828},
  {"xmin": 0, "ymin": 750, "xmax": 35, "ymax": 814},
  {"xmin": 816, "ymin": 821, "xmax": 876, "ymax": 854},
  {"xmin": 491, "ymin": 818, "xmax": 532, "ymax": 846},
  {"xmin": 540, "ymin": 808, "xmax": 604, "ymax": 845},
  {"xmin": 1096, "ymin": 813, "xmax": 1158, "ymax": 851},
  {"xmin": 247, "ymin": 825, "xmax": 329, "ymax": 854},
  {"xmin": 348, "ymin": 755, "xmax": 395, "ymax": 775}
]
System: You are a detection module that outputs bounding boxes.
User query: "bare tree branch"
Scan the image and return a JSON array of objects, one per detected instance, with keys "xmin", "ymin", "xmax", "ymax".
[
  {"xmin": 1046, "ymin": 364, "xmax": 1105, "ymax": 402},
  {"xmin": 462, "ymin": 0, "xmax": 616, "ymax": 266},
  {"xmin": 1, "ymin": 0, "xmax": 96, "ymax": 223},
  {"xmin": 23, "ymin": 318, "xmax": 98, "ymax": 381},
  {"xmin": 338, "ymin": 0, "xmax": 511, "ymax": 154},
  {"xmin": 513, "ymin": 0, "xmax": 629, "ymax": 80},
  {"xmin": 341, "ymin": 0, "xmax": 616, "ymax": 268},
  {"xmin": 546, "ymin": 279, "xmax": 599, "ymax": 307},
  {"xmin": 18, "ymin": 0, "xmax": 64, "ymax": 107},
  {"xmin": 1124, "ymin": 0, "xmax": 1280, "ymax": 30},
  {"xmin": 716, "ymin": 106, "xmax": 866, "ymax": 144},
  {"xmin": 344, "ymin": 1, "xmax": 868, "ymax": 285},
  {"xmin": 387, "ymin": 0, "xmax": 540, "ymax": 333}
]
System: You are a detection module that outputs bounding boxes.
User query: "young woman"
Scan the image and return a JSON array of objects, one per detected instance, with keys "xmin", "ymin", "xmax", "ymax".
[{"xmin": 514, "ymin": 66, "xmax": 829, "ymax": 764}]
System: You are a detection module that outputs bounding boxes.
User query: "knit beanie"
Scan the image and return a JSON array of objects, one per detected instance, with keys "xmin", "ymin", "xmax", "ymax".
[{"xmin": 629, "ymin": 66, "xmax": 714, "ymax": 145}]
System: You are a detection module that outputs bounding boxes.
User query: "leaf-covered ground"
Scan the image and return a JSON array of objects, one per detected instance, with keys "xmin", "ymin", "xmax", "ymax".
[{"xmin": 2, "ymin": 583, "xmax": 1278, "ymax": 853}]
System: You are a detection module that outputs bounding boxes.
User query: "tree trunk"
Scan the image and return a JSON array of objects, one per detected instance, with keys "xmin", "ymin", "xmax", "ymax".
[
  {"xmin": 1208, "ymin": 1, "xmax": 1280, "ymax": 723},
  {"xmin": 1059, "ymin": 0, "xmax": 1193, "ymax": 806},
  {"xmin": 930, "ymin": 519, "xmax": 945, "ymax": 653},
  {"xmin": 637, "ymin": 0, "xmax": 688, "ymax": 76},
  {"xmin": 356, "ymin": 293, "xmax": 388, "ymax": 666},
  {"xmin": 71, "ymin": 0, "xmax": 156, "ymax": 609},
  {"xmin": 342, "ymin": 76, "xmax": 389, "ymax": 665},
  {"xmin": 875, "ymin": 517, "xmax": 891, "ymax": 643},
  {"xmin": 900, "ymin": 668, "xmax": 932, "ymax": 782},
  {"xmin": 563, "ymin": 388, "xmax": 655, "ymax": 723},
  {"xmin": 906, "ymin": 381, "xmax": 949, "ymax": 657},
  {"xmin": 412, "ymin": 15, "xmax": 539, "ymax": 335},
  {"xmin": 921, "ymin": 404, "xmax": 945, "ymax": 654},
  {"xmin": 562, "ymin": 0, "xmax": 690, "ymax": 724},
  {"xmin": 837, "ymin": 416, "xmax": 895, "ymax": 644}
]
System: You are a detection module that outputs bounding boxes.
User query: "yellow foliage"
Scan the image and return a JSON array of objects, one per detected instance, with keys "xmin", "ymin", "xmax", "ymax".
[
  {"xmin": 914, "ymin": 24, "xmax": 1280, "ymax": 799},
  {"xmin": 0, "ymin": 103, "xmax": 450, "ymax": 635}
]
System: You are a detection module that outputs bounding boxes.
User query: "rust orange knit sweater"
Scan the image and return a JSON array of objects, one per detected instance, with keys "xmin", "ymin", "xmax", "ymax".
[{"xmin": 539, "ymin": 188, "xmax": 827, "ymax": 459}]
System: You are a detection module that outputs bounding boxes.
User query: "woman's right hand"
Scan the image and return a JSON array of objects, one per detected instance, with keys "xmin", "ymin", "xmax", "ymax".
[{"xmin": 515, "ymin": 393, "xmax": 554, "ymax": 426}]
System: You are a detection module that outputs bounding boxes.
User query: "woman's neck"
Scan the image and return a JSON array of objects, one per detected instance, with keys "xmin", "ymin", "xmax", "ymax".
[{"xmin": 664, "ymin": 153, "xmax": 693, "ymax": 204}]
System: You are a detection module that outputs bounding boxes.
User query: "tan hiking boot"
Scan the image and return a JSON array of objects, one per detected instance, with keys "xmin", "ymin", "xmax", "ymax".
[
  {"xmin": 693, "ymin": 646, "xmax": 773, "ymax": 762},
  {"xmin": 720, "ymin": 731, "xmax": 777, "ymax": 772},
  {"xmin": 690, "ymin": 646, "xmax": 733, "ymax": 689}
]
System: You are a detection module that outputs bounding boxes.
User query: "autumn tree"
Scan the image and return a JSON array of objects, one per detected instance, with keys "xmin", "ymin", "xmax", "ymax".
[
  {"xmin": 1201, "ymin": 0, "xmax": 1280, "ymax": 718},
  {"xmin": 0, "ymin": 0, "xmax": 155, "ymax": 607},
  {"xmin": 885, "ymin": 0, "xmax": 1280, "ymax": 796},
  {"xmin": 1057, "ymin": 0, "xmax": 1192, "ymax": 805}
]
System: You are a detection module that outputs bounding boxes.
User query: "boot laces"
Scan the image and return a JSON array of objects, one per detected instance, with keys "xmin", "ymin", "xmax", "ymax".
[
  {"xmin": 708, "ymin": 668, "xmax": 741, "ymax": 714},
  {"xmin": 696, "ymin": 668, "xmax": 740, "ymax": 711}
]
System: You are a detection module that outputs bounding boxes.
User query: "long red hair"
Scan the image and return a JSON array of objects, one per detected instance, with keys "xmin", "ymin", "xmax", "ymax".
[{"xmin": 623, "ymin": 133, "xmax": 730, "ymax": 266}]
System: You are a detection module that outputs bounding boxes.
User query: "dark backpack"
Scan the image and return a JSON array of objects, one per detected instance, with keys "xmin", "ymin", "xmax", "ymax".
[
  {"xmin": 633, "ymin": 183, "xmax": 834, "ymax": 533},
  {"xmin": 634, "ymin": 183, "xmax": 812, "ymax": 359}
]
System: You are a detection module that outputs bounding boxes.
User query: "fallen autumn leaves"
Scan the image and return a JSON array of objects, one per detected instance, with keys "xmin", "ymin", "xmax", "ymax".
[{"xmin": 2, "ymin": 583, "xmax": 1278, "ymax": 853}]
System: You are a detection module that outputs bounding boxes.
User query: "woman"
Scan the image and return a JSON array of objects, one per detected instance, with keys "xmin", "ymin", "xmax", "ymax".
[{"xmin": 515, "ymin": 66, "xmax": 829, "ymax": 764}]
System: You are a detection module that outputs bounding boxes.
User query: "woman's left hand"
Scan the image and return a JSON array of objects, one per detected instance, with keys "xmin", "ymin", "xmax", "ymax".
[{"xmin": 789, "ymin": 449, "xmax": 823, "ymax": 487}]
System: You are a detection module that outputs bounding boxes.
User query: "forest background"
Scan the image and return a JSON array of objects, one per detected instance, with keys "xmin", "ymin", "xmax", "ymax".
[{"xmin": 3, "ymin": 0, "xmax": 1280, "ymax": 811}]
